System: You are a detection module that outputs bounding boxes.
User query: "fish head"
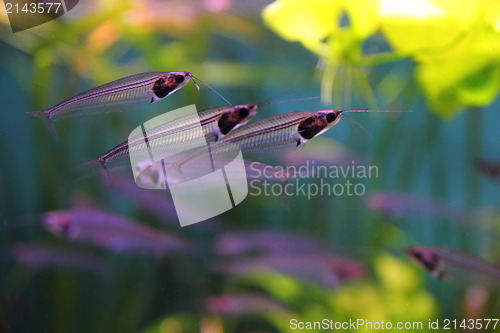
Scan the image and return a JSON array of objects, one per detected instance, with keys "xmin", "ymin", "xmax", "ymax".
[
  {"xmin": 365, "ymin": 192, "xmax": 396, "ymax": 215},
  {"xmin": 217, "ymin": 104, "xmax": 258, "ymax": 136},
  {"xmin": 42, "ymin": 212, "xmax": 80, "ymax": 240},
  {"xmin": 151, "ymin": 71, "xmax": 192, "ymax": 100},
  {"xmin": 406, "ymin": 247, "xmax": 445, "ymax": 278},
  {"xmin": 297, "ymin": 110, "xmax": 342, "ymax": 141}
]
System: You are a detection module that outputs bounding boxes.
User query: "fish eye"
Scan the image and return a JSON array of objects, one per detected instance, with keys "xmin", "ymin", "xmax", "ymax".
[
  {"xmin": 238, "ymin": 107, "xmax": 249, "ymax": 118},
  {"xmin": 175, "ymin": 75, "xmax": 185, "ymax": 83},
  {"xmin": 326, "ymin": 112, "xmax": 337, "ymax": 122}
]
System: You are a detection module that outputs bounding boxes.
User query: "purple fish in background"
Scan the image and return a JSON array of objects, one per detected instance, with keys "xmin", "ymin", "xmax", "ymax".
[
  {"xmin": 215, "ymin": 253, "xmax": 366, "ymax": 288},
  {"xmin": 12, "ymin": 243, "xmax": 109, "ymax": 275},
  {"xmin": 474, "ymin": 158, "xmax": 500, "ymax": 181},
  {"xmin": 365, "ymin": 191, "xmax": 467, "ymax": 222},
  {"xmin": 214, "ymin": 230, "xmax": 331, "ymax": 256},
  {"xmin": 406, "ymin": 246, "xmax": 500, "ymax": 288},
  {"xmin": 41, "ymin": 208, "xmax": 192, "ymax": 258},
  {"xmin": 206, "ymin": 293, "xmax": 289, "ymax": 316}
]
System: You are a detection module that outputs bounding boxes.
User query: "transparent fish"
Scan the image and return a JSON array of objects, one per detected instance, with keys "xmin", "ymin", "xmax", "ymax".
[
  {"xmin": 407, "ymin": 246, "xmax": 500, "ymax": 288},
  {"xmin": 105, "ymin": 97, "xmax": 323, "ymax": 177},
  {"xmin": 91, "ymin": 104, "xmax": 258, "ymax": 170},
  {"xmin": 27, "ymin": 71, "xmax": 193, "ymax": 135},
  {"xmin": 41, "ymin": 208, "xmax": 191, "ymax": 257},
  {"xmin": 174, "ymin": 110, "xmax": 344, "ymax": 172}
]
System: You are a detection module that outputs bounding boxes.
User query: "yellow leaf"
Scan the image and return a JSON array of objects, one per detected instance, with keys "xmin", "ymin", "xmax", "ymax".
[
  {"xmin": 262, "ymin": 0, "xmax": 343, "ymax": 44},
  {"xmin": 378, "ymin": 0, "xmax": 463, "ymax": 54},
  {"xmin": 342, "ymin": 0, "xmax": 380, "ymax": 39},
  {"xmin": 416, "ymin": 55, "xmax": 490, "ymax": 99},
  {"xmin": 434, "ymin": 0, "xmax": 485, "ymax": 29}
]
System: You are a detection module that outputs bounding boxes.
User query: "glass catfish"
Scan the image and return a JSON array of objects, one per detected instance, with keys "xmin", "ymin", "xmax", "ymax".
[
  {"xmin": 27, "ymin": 71, "xmax": 194, "ymax": 135},
  {"xmin": 171, "ymin": 108, "xmax": 402, "ymax": 173},
  {"xmin": 173, "ymin": 109, "xmax": 344, "ymax": 171},
  {"xmin": 81, "ymin": 104, "xmax": 259, "ymax": 171}
]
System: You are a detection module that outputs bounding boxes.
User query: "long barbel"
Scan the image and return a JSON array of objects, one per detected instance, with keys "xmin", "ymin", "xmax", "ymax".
[
  {"xmin": 27, "ymin": 71, "xmax": 194, "ymax": 135},
  {"xmin": 77, "ymin": 104, "xmax": 259, "ymax": 171}
]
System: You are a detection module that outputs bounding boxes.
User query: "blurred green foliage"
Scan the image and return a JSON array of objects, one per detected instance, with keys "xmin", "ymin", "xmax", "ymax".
[
  {"xmin": 263, "ymin": 0, "xmax": 500, "ymax": 118},
  {"xmin": 143, "ymin": 253, "xmax": 437, "ymax": 333}
]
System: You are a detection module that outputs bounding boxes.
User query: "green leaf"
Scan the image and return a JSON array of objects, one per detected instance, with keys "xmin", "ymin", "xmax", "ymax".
[{"xmin": 456, "ymin": 65, "xmax": 500, "ymax": 106}]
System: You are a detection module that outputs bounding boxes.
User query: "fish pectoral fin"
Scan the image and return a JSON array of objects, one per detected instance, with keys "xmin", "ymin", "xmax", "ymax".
[
  {"xmin": 290, "ymin": 130, "xmax": 301, "ymax": 140},
  {"xmin": 150, "ymin": 94, "xmax": 162, "ymax": 104},
  {"xmin": 205, "ymin": 132, "xmax": 218, "ymax": 143},
  {"xmin": 291, "ymin": 131, "xmax": 306, "ymax": 147}
]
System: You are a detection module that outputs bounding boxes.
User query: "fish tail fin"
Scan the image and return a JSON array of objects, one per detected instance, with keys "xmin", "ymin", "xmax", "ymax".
[
  {"xmin": 26, "ymin": 111, "xmax": 58, "ymax": 139},
  {"xmin": 25, "ymin": 110, "xmax": 46, "ymax": 119},
  {"xmin": 72, "ymin": 159, "xmax": 109, "ymax": 184}
]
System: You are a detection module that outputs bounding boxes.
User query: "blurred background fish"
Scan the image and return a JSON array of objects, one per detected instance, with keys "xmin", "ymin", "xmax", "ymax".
[
  {"xmin": 474, "ymin": 158, "xmax": 500, "ymax": 182},
  {"xmin": 407, "ymin": 246, "xmax": 500, "ymax": 289},
  {"xmin": 214, "ymin": 229, "xmax": 332, "ymax": 256},
  {"xmin": 365, "ymin": 191, "xmax": 468, "ymax": 222},
  {"xmin": 41, "ymin": 208, "xmax": 192, "ymax": 257},
  {"xmin": 214, "ymin": 253, "xmax": 366, "ymax": 289}
]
